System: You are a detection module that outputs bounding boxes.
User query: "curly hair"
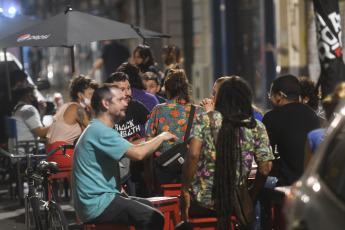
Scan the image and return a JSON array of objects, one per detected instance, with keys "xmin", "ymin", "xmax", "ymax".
[
  {"xmin": 69, "ymin": 75, "xmax": 99, "ymax": 102},
  {"xmin": 322, "ymin": 82, "xmax": 345, "ymax": 120},
  {"xmin": 116, "ymin": 62, "xmax": 145, "ymax": 90},
  {"xmin": 298, "ymin": 76, "xmax": 319, "ymax": 110},
  {"xmin": 162, "ymin": 44, "xmax": 183, "ymax": 66},
  {"xmin": 214, "ymin": 76, "xmax": 256, "ymax": 230},
  {"xmin": 164, "ymin": 69, "xmax": 192, "ymax": 103}
]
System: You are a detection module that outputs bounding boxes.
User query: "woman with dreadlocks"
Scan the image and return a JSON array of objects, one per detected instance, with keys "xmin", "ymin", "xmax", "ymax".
[{"xmin": 181, "ymin": 76, "xmax": 274, "ymax": 229}]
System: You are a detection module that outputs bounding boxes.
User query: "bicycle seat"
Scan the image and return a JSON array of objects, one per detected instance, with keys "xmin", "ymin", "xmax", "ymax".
[{"xmin": 37, "ymin": 161, "xmax": 60, "ymax": 175}]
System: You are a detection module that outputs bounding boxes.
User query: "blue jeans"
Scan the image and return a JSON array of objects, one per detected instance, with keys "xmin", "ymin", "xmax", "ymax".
[{"xmin": 256, "ymin": 176, "xmax": 278, "ymax": 230}]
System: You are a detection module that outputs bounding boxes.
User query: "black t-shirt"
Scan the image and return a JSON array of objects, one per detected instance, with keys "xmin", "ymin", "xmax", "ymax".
[
  {"xmin": 114, "ymin": 100, "xmax": 149, "ymax": 142},
  {"xmin": 102, "ymin": 41, "xmax": 130, "ymax": 76},
  {"xmin": 262, "ymin": 102, "xmax": 321, "ymax": 186},
  {"xmin": 115, "ymin": 100, "xmax": 150, "ymax": 189},
  {"xmin": 155, "ymin": 94, "xmax": 166, "ymax": 104}
]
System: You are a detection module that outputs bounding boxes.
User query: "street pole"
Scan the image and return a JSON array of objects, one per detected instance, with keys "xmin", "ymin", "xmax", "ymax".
[{"xmin": 220, "ymin": 0, "xmax": 228, "ymax": 76}]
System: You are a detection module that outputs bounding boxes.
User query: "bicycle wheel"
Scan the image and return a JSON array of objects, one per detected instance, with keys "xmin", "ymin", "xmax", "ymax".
[
  {"xmin": 46, "ymin": 200, "xmax": 68, "ymax": 230},
  {"xmin": 28, "ymin": 196, "xmax": 44, "ymax": 230}
]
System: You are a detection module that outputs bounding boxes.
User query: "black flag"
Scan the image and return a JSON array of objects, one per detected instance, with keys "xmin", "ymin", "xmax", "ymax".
[{"xmin": 313, "ymin": 0, "xmax": 345, "ymax": 98}]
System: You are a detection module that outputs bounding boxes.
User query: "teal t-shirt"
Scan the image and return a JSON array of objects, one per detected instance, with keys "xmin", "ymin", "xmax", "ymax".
[{"xmin": 72, "ymin": 119, "xmax": 132, "ymax": 222}]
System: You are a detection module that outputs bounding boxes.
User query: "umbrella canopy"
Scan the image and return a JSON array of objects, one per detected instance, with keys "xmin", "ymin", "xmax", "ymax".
[
  {"xmin": 0, "ymin": 14, "xmax": 39, "ymax": 40},
  {"xmin": 0, "ymin": 8, "xmax": 169, "ymax": 48},
  {"xmin": 0, "ymin": 14, "xmax": 39, "ymax": 105}
]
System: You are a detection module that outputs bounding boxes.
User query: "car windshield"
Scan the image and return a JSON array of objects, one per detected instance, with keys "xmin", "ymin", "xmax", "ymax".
[{"xmin": 318, "ymin": 117, "xmax": 345, "ymax": 203}]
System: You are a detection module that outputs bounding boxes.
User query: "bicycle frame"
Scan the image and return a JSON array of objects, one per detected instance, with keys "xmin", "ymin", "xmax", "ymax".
[
  {"xmin": 0, "ymin": 144, "xmax": 73, "ymax": 230},
  {"xmin": 25, "ymin": 174, "xmax": 44, "ymax": 230}
]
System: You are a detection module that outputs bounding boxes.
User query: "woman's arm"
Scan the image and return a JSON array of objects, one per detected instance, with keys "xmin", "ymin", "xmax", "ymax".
[
  {"xmin": 249, "ymin": 161, "xmax": 272, "ymax": 204},
  {"xmin": 180, "ymin": 138, "xmax": 202, "ymax": 220}
]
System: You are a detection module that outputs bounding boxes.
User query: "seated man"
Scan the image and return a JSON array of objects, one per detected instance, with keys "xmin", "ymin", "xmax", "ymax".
[
  {"xmin": 72, "ymin": 84, "xmax": 177, "ymax": 229},
  {"xmin": 106, "ymin": 72, "xmax": 151, "ymax": 197},
  {"xmin": 10, "ymin": 84, "xmax": 49, "ymax": 153}
]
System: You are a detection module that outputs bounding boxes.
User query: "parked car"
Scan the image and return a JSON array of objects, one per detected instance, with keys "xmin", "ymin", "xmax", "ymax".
[
  {"xmin": 0, "ymin": 51, "xmax": 50, "ymax": 101},
  {"xmin": 284, "ymin": 99, "xmax": 345, "ymax": 230}
]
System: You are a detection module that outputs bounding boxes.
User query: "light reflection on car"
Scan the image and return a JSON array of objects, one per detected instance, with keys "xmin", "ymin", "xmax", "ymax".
[{"xmin": 284, "ymin": 99, "xmax": 345, "ymax": 230}]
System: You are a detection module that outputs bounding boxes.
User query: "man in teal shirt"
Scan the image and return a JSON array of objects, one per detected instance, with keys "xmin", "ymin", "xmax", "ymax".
[{"xmin": 72, "ymin": 84, "xmax": 177, "ymax": 229}]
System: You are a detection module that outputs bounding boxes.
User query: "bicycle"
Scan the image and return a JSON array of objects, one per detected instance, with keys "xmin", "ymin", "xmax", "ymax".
[{"xmin": 0, "ymin": 144, "xmax": 74, "ymax": 230}]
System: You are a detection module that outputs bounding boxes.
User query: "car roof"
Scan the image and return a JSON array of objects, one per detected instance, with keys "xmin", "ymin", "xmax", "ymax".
[{"xmin": 0, "ymin": 51, "xmax": 45, "ymax": 101}]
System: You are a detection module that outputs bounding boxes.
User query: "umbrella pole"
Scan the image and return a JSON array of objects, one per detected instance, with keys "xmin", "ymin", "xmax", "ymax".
[
  {"xmin": 70, "ymin": 46, "xmax": 75, "ymax": 75},
  {"xmin": 20, "ymin": 47, "xmax": 24, "ymax": 70},
  {"xmin": 3, "ymin": 48, "xmax": 13, "ymax": 106}
]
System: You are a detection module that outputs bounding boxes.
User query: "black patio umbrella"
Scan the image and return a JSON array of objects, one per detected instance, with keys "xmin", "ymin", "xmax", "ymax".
[
  {"xmin": 0, "ymin": 14, "xmax": 39, "ymax": 104},
  {"xmin": 0, "ymin": 14, "xmax": 39, "ymax": 40},
  {"xmin": 0, "ymin": 6, "xmax": 170, "ymax": 73}
]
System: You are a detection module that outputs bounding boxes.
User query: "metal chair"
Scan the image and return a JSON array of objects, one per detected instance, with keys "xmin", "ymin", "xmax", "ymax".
[{"xmin": 4, "ymin": 115, "xmax": 44, "ymax": 202}]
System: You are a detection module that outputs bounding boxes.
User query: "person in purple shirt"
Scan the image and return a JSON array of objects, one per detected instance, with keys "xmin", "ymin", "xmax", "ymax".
[{"xmin": 117, "ymin": 62, "xmax": 159, "ymax": 112}]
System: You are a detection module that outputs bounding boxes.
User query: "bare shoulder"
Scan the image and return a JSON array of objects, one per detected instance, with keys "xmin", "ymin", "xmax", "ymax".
[
  {"xmin": 63, "ymin": 103, "xmax": 84, "ymax": 124},
  {"xmin": 64, "ymin": 103, "xmax": 81, "ymax": 115}
]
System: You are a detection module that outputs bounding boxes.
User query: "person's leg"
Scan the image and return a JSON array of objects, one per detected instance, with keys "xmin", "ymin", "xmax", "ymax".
[
  {"xmin": 89, "ymin": 194, "xmax": 164, "ymax": 230},
  {"xmin": 259, "ymin": 176, "xmax": 278, "ymax": 230},
  {"xmin": 188, "ymin": 199, "xmax": 217, "ymax": 218}
]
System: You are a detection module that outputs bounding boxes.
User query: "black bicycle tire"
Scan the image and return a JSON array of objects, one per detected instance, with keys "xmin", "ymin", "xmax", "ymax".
[
  {"xmin": 47, "ymin": 200, "xmax": 69, "ymax": 230},
  {"xmin": 29, "ymin": 196, "xmax": 44, "ymax": 230},
  {"xmin": 35, "ymin": 182, "xmax": 50, "ymax": 228}
]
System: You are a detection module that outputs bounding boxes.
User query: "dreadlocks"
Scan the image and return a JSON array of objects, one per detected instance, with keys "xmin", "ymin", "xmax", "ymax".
[{"xmin": 213, "ymin": 76, "xmax": 256, "ymax": 229}]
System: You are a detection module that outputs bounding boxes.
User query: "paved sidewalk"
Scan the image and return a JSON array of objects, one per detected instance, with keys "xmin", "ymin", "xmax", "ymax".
[{"xmin": 0, "ymin": 185, "xmax": 83, "ymax": 229}]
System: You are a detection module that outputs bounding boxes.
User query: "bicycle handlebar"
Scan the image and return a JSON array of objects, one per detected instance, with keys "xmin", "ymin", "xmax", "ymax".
[{"xmin": 0, "ymin": 144, "xmax": 74, "ymax": 159}]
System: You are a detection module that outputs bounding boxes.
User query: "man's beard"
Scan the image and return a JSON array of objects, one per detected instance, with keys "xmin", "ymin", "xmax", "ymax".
[
  {"xmin": 113, "ymin": 109, "xmax": 127, "ymax": 124},
  {"xmin": 125, "ymin": 95, "xmax": 132, "ymax": 103}
]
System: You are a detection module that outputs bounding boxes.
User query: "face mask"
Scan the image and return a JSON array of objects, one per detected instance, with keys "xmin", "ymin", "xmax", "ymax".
[{"xmin": 81, "ymin": 94, "xmax": 91, "ymax": 107}]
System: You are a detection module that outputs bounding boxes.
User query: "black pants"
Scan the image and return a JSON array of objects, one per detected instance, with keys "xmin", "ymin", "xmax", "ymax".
[
  {"xmin": 87, "ymin": 195, "xmax": 165, "ymax": 230},
  {"xmin": 189, "ymin": 199, "xmax": 217, "ymax": 218}
]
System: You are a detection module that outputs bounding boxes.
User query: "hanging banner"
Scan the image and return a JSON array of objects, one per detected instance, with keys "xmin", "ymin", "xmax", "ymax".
[{"xmin": 313, "ymin": 0, "xmax": 345, "ymax": 98}]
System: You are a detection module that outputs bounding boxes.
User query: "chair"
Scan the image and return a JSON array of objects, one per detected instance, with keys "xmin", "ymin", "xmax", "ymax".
[
  {"xmin": 45, "ymin": 142, "xmax": 74, "ymax": 200},
  {"xmin": 48, "ymin": 167, "xmax": 72, "ymax": 200},
  {"xmin": 160, "ymin": 183, "xmax": 182, "ymax": 197},
  {"xmin": 147, "ymin": 196, "xmax": 181, "ymax": 230},
  {"xmin": 4, "ymin": 116, "xmax": 44, "ymax": 202}
]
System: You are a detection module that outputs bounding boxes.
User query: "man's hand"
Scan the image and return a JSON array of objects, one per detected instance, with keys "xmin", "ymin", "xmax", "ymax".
[
  {"xmin": 199, "ymin": 98, "xmax": 214, "ymax": 112},
  {"xmin": 121, "ymin": 187, "xmax": 130, "ymax": 198},
  {"xmin": 159, "ymin": 132, "xmax": 179, "ymax": 142},
  {"xmin": 126, "ymin": 132, "xmax": 178, "ymax": 161},
  {"xmin": 38, "ymin": 100, "xmax": 47, "ymax": 112},
  {"xmin": 38, "ymin": 100, "xmax": 47, "ymax": 119},
  {"xmin": 180, "ymin": 189, "xmax": 191, "ymax": 220}
]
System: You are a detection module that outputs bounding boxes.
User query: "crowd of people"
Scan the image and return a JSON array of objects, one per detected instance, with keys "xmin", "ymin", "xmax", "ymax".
[{"xmin": 2, "ymin": 41, "xmax": 344, "ymax": 230}]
